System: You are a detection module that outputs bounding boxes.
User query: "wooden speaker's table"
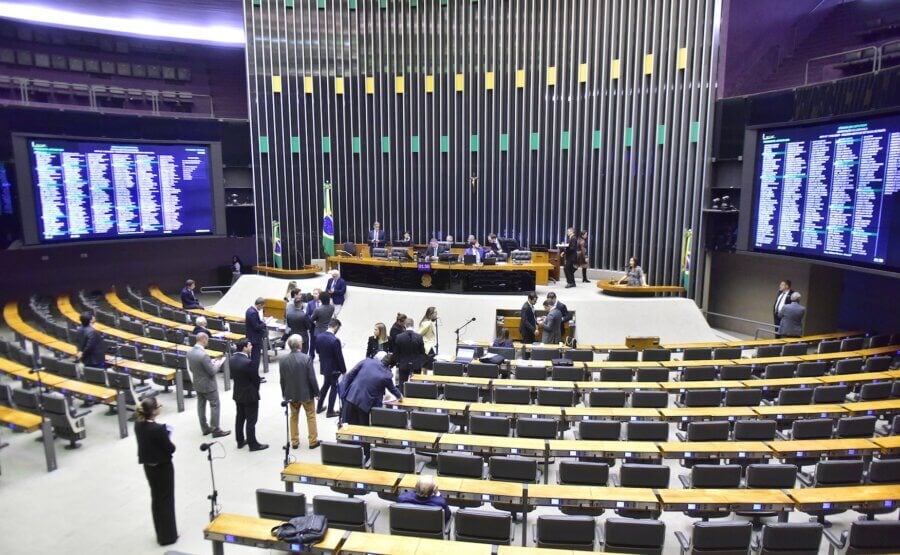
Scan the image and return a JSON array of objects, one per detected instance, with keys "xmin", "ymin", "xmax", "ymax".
[{"xmin": 597, "ymin": 280, "xmax": 685, "ymax": 296}]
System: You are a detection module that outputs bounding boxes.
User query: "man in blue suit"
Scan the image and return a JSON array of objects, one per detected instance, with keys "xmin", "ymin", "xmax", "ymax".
[
  {"xmin": 315, "ymin": 318, "xmax": 346, "ymax": 417},
  {"xmin": 325, "ymin": 270, "xmax": 347, "ymax": 316},
  {"xmin": 340, "ymin": 352, "xmax": 403, "ymax": 426},
  {"xmin": 368, "ymin": 221, "xmax": 385, "ymax": 249},
  {"xmin": 245, "ymin": 297, "xmax": 268, "ymax": 373},
  {"xmin": 181, "ymin": 279, "xmax": 202, "ymax": 309},
  {"xmin": 304, "ymin": 289, "xmax": 321, "ymax": 362}
]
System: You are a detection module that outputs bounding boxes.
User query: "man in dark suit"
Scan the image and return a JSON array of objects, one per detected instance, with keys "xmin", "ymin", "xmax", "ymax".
[
  {"xmin": 778, "ymin": 292, "xmax": 806, "ymax": 338},
  {"xmin": 540, "ymin": 299, "xmax": 563, "ymax": 344},
  {"xmin": 485, "ymin": 233, "xmax": 504, "ymax": 254},
  {"xmin": 181, "ymin": 279, "xmax": 202, "ymax": 309},
  {"xmin": 280, "ymin": 334, "xmax": 320, "ymax": 449},
  {"xmin": 773, "ymin": 279, "xmax": 794, "ymax": 337},
  {"xmin": 425, "ymin": 238, "xmax": 449, "ymax": 260},
  {"xmin": 393, "ymin": 318, "xmax": 427, "ymax": 388},
  {"xmin": 546, "ymin": 292, "xmax": 571, "ymax": 322},
  {"xmin": 325, "ymin": 270, "xmax": 347, "ymax": 316},
  {"xmin": 519, "ymin": 292, "xmax": 538, "ymax": 344},
  {"xmin": 75, "ymin": 311, "xmax": 106, "ymax": 367},
  {"xmin": 315, "ymin": 318, "xmax": 346, "ymax": 417},
  {"xmin": 285, "ymin": 297, "xmax": 312, "ymax": 354},
  {"xmin": 340, "ymin": 352, "xmax": 403, "ymax": 426},
  {"xmin": 563, "ymin": 227, "xmax": 578, "ymax": 288},
  {"xmin": 245, "ymin": 297, "xmax": 268, "ymax": 373},
  {"xmin": 305, "ymin": 289, "xmax": 321, "ymax": 362},
  {"xmin": 368, "ymin": 221, "xmax": 386, "ymax": 249},
  {"xmin": 230, "ymin": 339, "xmax": 267, "ymax": 451}
]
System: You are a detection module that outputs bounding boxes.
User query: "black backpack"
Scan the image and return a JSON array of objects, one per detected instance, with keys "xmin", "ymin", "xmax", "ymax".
[{"xmin": 271, "ymin": 515, "xmax": 328, "ymax": 547}]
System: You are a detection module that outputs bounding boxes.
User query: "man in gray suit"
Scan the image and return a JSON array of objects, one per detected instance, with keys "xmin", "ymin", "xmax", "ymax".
[
  {"xmin": 187, "ymin": 333, "xmax": 230, "ymax": 438},
  {"xmin": 539, "ymin": 299, "xmax": 563, "ymax": 344},
  {"xmin": 778, "ymin": 292, "xmax": 806, "ymax": 338},
  {"xmin": 280, "ymin": 334, "xmax": 320, "ymax": 450}
]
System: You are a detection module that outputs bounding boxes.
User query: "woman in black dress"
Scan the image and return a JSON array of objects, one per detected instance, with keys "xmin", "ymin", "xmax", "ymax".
[
  {"xmin": 135, "ymin": 397, "xmax": 178, "ymax": 546},
  {"xmin": 366, "ymin": 322, "xmax": 390, "ymax": 358},
  {"xmin": 388, "ymin": 312, "xmax": 407, "ymax": 352}
]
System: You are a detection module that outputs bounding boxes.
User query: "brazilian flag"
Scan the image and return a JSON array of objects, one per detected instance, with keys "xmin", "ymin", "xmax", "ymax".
[
  {"xmin": 272, "ymin": 220, "xmax": 283, "ymax": 269},
  {"xmin": 322, "ymin": 181, "xmax": 335, "ymax": 257}
]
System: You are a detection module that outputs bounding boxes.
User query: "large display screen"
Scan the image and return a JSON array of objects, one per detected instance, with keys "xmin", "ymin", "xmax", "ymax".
[
  {"xmin": 28, "ymin": 138, "xmax": 215, "ymax": 242},
  {"xmin": 752, "ymin": 113, "xmax": 900, "ymax": 270}
]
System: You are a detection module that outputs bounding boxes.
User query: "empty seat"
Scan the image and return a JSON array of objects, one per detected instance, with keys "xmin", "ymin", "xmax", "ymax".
[
  {"xmin": 803, "ymin": 460, "xmax": 864, "ymax": 524},
  {"xmin": 588, "ymin": 389, "xmax": 627, "ymax": 407},
  {"xmin": 774, "ymin": 387, "xmax": 814, "ymax": 405},
  {"xmin": 734, "ymin": 419, "xmax": 777, "ymax": 440},
  {"xmin": 859, "ymin": 381, "xmax": 891, "ymax": 401},
  {"xmin": 578, "ymin": 420, "xmax": 621, "ymax": 440},
  {"xmin": 437, "ymin": 452, "xmax": 484, "ymax": 479},
  {"xmin": 725, "ymin": 388, "xmax": 763, "ymax": 406},
  {"xmin": 635, "ymin": 367, "xmax": 668, "ymax": 382},
  {"xmin": 626, "ymin": 421, "xmax": 668, "ymax": 441},
  {"xmin": 757, "ymin": 522, "xmax": 823, "ymax": 555},
  {"xmin": 780, "ymin": 343, "xmax": 808, "ymax": 356},
  {"xmin": 813, "ymin": 384, "xmax": 849, "ymax": 404},
  {"xmin": 559, "ymin": 460, "xmax": 609, "ymax": 485},
  {"xmin": 602, "ymin": 518, "xmax": 665, "ymax": 555},
  {"xmin": 467, "ymin": 362, "xmax": 499, "ymax": 379},
  {"xmin": 683, "ymin": 348, "xmax": 713, "ymax": 361},
  {"xmin": 683, "ymin": 389, "xmax": 722, "ymax": 407},
  {"xmin": 756, "ymin": 345, "xmax": 783, "ymax": 358},
  {"xmin": 828, "ymin": 520, "xmax": 900, "ymax": 555},
  {"xmin": 453, "ymin": 509, "xmax": 513, "ymax": 545},
  {"xmin": 514, "ymin": 365, "xmax": 547, "ymax": 381},
  {"xmin": 608, "ymin": 349, "xmax": 639, "ymax": 362},
  {"xmin": 817, "ymin": 339, "xmax": 841, "ymax": 354},
  {"xmin": 534, "ymin": 515, "xmax": 596, "ymax": 550},
  {"xmin": 600, "ymin": 367, "xmax": 633, "ymax": 382},
  {"xmin": 840, "ymin": 337, "xmax": 865, "ymax": 351},
  {"xmin": 719, "ymin": 365, "xmax": 752, "ymax": 380},
  {"xmin": 861, "ymin": 460, "xmax": 900, "ymax": 518},
  {"xmin": 404, "ymin": 381, "xmax": 438, "ymax": 399},
  {"xmin": 617, "ymin": 463, "xmax": 669, "ymax": 519},
  {"xmin": 685, "ymin": 421, "xmax": 730, "ymax": 441},
  {"xmin": 487, "ymin": 346, "xmax": 515, "ymax": 360},
  {"xmin": 107, "ymin": 370, "xmax": 157, "ymax": 410},
  {"xmin": 536, "ymin": 388, "xmax": 574, "ymax": 407},
  {"xmin": 530, "ymin": 348, "xmax": 558, "ymax": 361},
  {"xmin": 516, "ymin": 417, "xmax": 557, "ymax": 439},
  {"xmin": 41, "ymin": 393, "xmax": 89, "ymax": 449},
  {"xmin": 312, "ymin": 496, "xmax": 375, "ymax": 532},
  {"xmin": 551, "ymin": 365, "xmax": 586, "ymax": 381},
  {"xmin": 791, "ymin": 418, "xmax": 833, "ymax": 439},
  {"xmin": 493, "ymin": 386, "xmax": 530, "ymax": 405},
  {"xmin": 682, "ymin": 464, "xmax": 742, "ymax": 520},
  {"xmin": 641, "ymin": 348, "xmax": 672, "ymax": 362},
  {"xmin": 835, "ymin": 358, "xmax": 864, "ymax": 375},
  {"xmin": 675, "ymin": 521, "xmax": 753, "ymax": 555},
  {"xmin": 443, "ymin": 383, "xmax": 479, "ymax": 402},
  {"xmin": 863, "ymin": 356, "xmax": 892, "ymax": 373},
  {"xmin": 713, "ymin": 347, "xmax": 741, "ymax": 360},
  {"xmin": 763, "ymin": 363, "xmax": 796, "ymax": 379},
  {"xmin": 631, "ymin": 390, "xmax": 668, "ymax": 408},
  {"xmin": 41, "ymin": 356, "xmax": 79, "ymax": 379},
  {"xmin": 468, "ymin": 415, "xmax": 510, "ymax": 436},
  {"xmin": 488, "ymin": 456, "xmax": 539, "ymax": 516},
  {"xmin": 865, "ymin": 334, "xmax": 892, "ymax": 349},
  {"xmin": 410, "ymin": 411, "xmax": 451, "ymax": 432},
  {"xmin": 835, "ymin": 415, "xmax": 876, "ymax": 438},
  {"xmin": 369, "ymin": 407, "xmax": 407, "ymax": 428},
  {"xmin": 564, "ymin": 349, "xmax": 594, "ymax": 362},
  {"xmin": 681, "ymin": 366, "xmax": 717, "ymax": 382},
  {"xmin": 83, "ymin": 366, "xmax": 109, "ymax": 387},
  {"xmin": 321, "ymin": 442, "xmax": 365, "ymax": 467},
  {"xmin": 738, "ymin": 464, "xmax": 799, "ymax": 527},
  {"xmin": 370, "ymin": 446, "xmax": 417, "ymax": 473},
  {"xmin": 255, "ymin": 489, "xmax": 306, "ymax": 520},
  {"xmin": 433, "ymin": 361, "xmax": 465, "ymax": 376}
]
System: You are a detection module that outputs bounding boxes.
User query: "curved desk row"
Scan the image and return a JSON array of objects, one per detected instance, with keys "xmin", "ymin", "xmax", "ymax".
[
  {"xmin": 148, "ymin": 285, "xmax": 244, "ymax": 323},
  {"xmin": 597, "ymin": 280, "xmax": 686, "ymax": 296},
  {"xmin": 254, "ymin": 264, "xmax": 322, "ymax": 278}
]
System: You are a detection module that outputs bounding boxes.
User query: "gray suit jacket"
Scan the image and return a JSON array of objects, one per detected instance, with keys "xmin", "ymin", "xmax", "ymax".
[
  {"xmin": 187, "ymin": 345, "xmax": 219, "ymax": 394},
  {"xmin": 280, "ymin": 350, "xmax": 319, "ymax": 402},
  {"xmin": 778, "ymin": 303, "xmax": 806, "ymax": 337},
  {"xmin": 540, "ymin": 307, "xmax": 563, "ymax": 344}
]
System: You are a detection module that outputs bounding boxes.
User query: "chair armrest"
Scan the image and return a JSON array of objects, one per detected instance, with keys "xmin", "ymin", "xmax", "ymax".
[
  {"xmin": 609, "ymin": 474, "xmax": 620, "ymax": 487},
  {"xmin": 535, "ymin": 469, "xmax": 543, "ymax": 483},
  {"xmin": 443, "ymin": 518, "xmax": 452, "ymax": 539},
  {"xmin": 366, "ymin": 509, "xmax": 380, "ymax": 530},
  {"xmin": 775, "ymin": 430, "xmax": 790, "ymax": 440},
  {"xmin": 531, "ymin": 524, "xmax": 538, "ymax": 543},
  {"xmin": 678, "ymin": 474, "xmax": 692, "ymax": 488},
  {"xmin": 751, "ymin": 533, "xmax": 760, "ymax": 553},
  {"xmin": 675, "ymin": 431, "xmax": 688, "ymax": 441},
  {"xmin": 596, "ymin": 525, "xmax": 605, "ymax": 546},
  {"xmin": 70, "ymin": 408, "xmax": 92, "ymax": 419},
  {"xmin": 415, "ymin": 461, "xmax": 427, "ymax": 473},
  {"xmin": 448, "ymin": 423, "xmax": 459, "ymax": 434},
  {"xmin": 674, "ymin": 400, "xmax": 685, "ymax": 408},
  {"xmin": 796, "ymin": 471, "xmax": 814, "ymax": 487},
  {"xmin": 823, "ymin": 529, "xmax": 848, "ymax": 555},
  {"xmin": 762, "ymin": 398, "xmax": 774, "ymax": 406},
  {"xmin": 674, "ymin": 530, "xmax": 691, "ymax": 554}
]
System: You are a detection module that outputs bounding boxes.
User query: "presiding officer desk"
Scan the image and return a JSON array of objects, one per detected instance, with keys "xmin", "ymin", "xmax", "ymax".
[{"xmin": 596, "ymin": 280, "xmax": 686, "ymax": 296}]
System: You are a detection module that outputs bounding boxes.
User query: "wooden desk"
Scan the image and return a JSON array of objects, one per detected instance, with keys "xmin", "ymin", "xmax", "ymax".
[
  {"xmin": 204, "ymin": 513, "xmax": 344, "ymax": 554},
  {"xmin": 336, "ymin": 425, "xmax": 438, "ymax": 449},
  {"xmin": 787, "ymin": 485, "xmax": 900, "ymax": 513},
  {"xmin": 660, "ymin": 360, "xmax": 735, "ymax": 368},
  {"xmin": 657, "ymin": 441, "xmax": 772, "ymax": 461},
  {"xmin": 106, "ymin": 290, "xmax": 242, "ymax": 341},
  {"xmin": 254, "ymin": 264, "xmax": 321, "ymax": 278},
  {"xmin": 394, "ymin": 398, "xmax": 469, "ymax": 416},
  {"xmin": 800, "ymin": 331, "xmax": 866, "ymax": 342},
  {"xmin": 660, "ymin": 406, "xmax": 757, "ymax": 422},
  {"xmin": 746, "ymin": 377, "xmax": 822, "ymax": 390},
  {"xmin": 566, "ymin": 407, "xmax": 663, "ymax": 421},
  {"xmin": 597, "ymin": 280, "xmax": 685, "ymax": 296},
  {"xmin": 0, "ymin": 405, "xmax": 43, "ymax": 432},
  {"xmin": 412, "ymin": 374, "xmax": 493, "ymax": 387},
  {"xmin": 660, "ymin": 380, "xmax": 746, "ymax": 392},
  {"xmin": 282, "ymin": 462, "xmax": 401, "ymax": 492},
  {"xmin": 766, "ymin": 439, "xmax": 881, "ymax": 459},
  {"xmin": 529, "ymin": 484, "xmax": 659, "ymax": 511},
  {"xmin": 798, "ymin": 351, "xmax": 861, "ymax": 362},
  {"xmin": 587, "ymin": 361, "xmax": 663, "ymax": 369},
  {"xmin": 440, "ymin": 433, "xmax": 545, "ymax": 457},
  {"xmin": 734, "ymin": 356, "xmax": 804, "ymax": 366},
  {"xmin": 817, "ymin": 371, "xmax": 894, "ymax": 385},
  {"xmin": 753, "ymin": 404, "xmax": 847, "ymax": 420},
  {"xmin": 548, "ymin": 439, "xmax": 660, "ymax": 461},
  {"xmin": 148, "ymin": 285, "xmax": 244, "ymax": 322},
  {"xmin": 842, "ymin": 399, "xmax": 900, "ymax": 416},
  {"xmin": 337, "ymin": 531, "xmax": 421, "ymax": 555},
  {"xmin": 873, "ymin": 436, "xmax": 900, "ymax": 455},
  {"xmin": 659, "ymin": 488, "xmax": 794, "ymax": 512},
  {"xmin": 468, "ymin": 403, "xmax": 564, "ymax": 418},
  {"xmin": 661, "ymin": 342, "xmax": 727, "ymax": 350}
]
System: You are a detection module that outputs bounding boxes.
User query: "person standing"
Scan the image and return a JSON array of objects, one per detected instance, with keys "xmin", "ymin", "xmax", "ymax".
[
  {"xmin": 135, "ymin": 397, "xmax": 177, "ymax": 546},
  {"xmin": 286, "ymin": 297, "xmax": 312, "ymax": 355},
  {"xmin": 305, "ymin": 289, "xmax": 321, "ymax": 361},
  {"xmin": 181, "ymin": 279, "xmax": 202, "ymax": 309},
  {"xmin": 315, "ymin": 318, "xmax": 346, "ymax": 417},
  {"xmin": 577, "ymin": 229, "xmax": 590, "ymax": 283},
  {"xmin": 369, "ymin": 221, "xmax": 385, "ymax": 249},
  {"xmin": 540, "ymin": 299, "xmax": 563, "ymax": 344},
  {"xmin": 773, "ymin": 279, "xmax": 794, "ymax": 337},
  {"xmin": 340, "ymin": 352, "xmax": 403, "ymax": 426},
  {"xmin": 231, "ymin": 339, "xmax": 267, "ymax": 451},
  {"xmin": 186, "ymin": 333, "xmax": 230, "ymax": 438},
  {"xmin": 418, "ymin": 307, "xmax": 438, "ymax": 356},
  {"xmin": 245, "ymin": 297, "xmax": 268, "ymax": 373},
  {"xmin": 563, "ymin": 227, "xmax": 578, "ymax": 288},
  {"xmin": 388, "ymin": 313, "xmax": 407, "ymax": 352},
  {"xmin": 393, "ymin": 318, "xmax": 427, "ymax": 388},
  {"xmin": 311, "ymin": 291, "xmax": 335, "ymax": 338},
  {"xmin": 519, "ymin": 292, "xmax": 538, "ymax": 344},
  {"xmin": 280, "ymin": 334, "xmax": 320, "ymax": 450},
  {"xmin": 366, "ymin": 323, "xmax": 390, "ymax": 358},
  {"xmin": 778, "ymin": 292, "xmax": 806, "ymax": 338},
  {"xmin": 326, "ymin": 270, "xmax": 347, "ymax": 316},
  {"xmin": 75, "ymin": 311, "xmax": 105, "ymax": 368}
]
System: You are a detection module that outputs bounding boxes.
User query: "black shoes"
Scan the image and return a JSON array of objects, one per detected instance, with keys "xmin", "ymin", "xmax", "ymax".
[
  {"xmin": 565, "ymin": 283, "xmax": 576, "ymax": 288},
  {"xmin": 211, "ymin": 429, "xmax": 231, "ymax": 438},
  {"xmin": 316, "ymin": 407, "xmax": 326, "ymax": 414},
  {"xmin": 249, "ymin": 443, "xmax": 269, "ymax": 452},
  {"xmin": 326, "ymin": 411, "xmax": 340, "ymax": 418},
  {"xmin": 309, "ymin": 441, "xmax": 321, "ymax": 449},
  {"xmin": 236, "ymin": 441, "xmax": 246, "ymax": 449}
]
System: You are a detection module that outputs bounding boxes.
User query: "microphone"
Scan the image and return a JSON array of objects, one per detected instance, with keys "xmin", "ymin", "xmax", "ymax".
[
  {"xmin": 200, "ymin": 442, "xmax": 215, "ymax": 452},
  {"xmin": 280, "ymin": 400, "xmax": 289, "ymax": 407},
  {"xmin": 470, "ymin": 317, "xmax": 477, "ymax": 322}
]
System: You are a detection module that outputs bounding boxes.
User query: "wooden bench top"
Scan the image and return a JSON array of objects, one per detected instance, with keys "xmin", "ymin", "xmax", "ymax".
[
  {"xmin": 148, "ymin": 285, "xmax": 244, "ymax": 322},
  {"xmin": 0, "ymin": 405, "xmax": 44, "ymax": 432},
  {"xmin": 105, "ymin": 290, "xmax": 242, "ymax": 341}
]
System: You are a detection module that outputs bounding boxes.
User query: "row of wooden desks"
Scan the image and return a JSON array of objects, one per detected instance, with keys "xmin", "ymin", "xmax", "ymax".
[
  {"xmin": 0, "ymin": 404, "xmax": 56, "ymax": 474},
  {"xmin": 105, "ymin": 290, "xmax": 243, "ymax": 341},
  {"xmin": 148, "ymin": 285, "xmax": 244, "ymax": 323}
]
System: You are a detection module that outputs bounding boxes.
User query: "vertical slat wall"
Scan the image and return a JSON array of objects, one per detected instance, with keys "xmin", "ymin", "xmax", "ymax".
[{"xmin": 245, "ymin": 0, "xmax": 721, "ymax": 296}]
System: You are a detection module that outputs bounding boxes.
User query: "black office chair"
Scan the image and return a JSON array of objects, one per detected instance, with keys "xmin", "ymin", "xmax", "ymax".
[
  {"xmin": 370, "ymin": 447, "xmax": 421, "ymax": 500},
  {"xmin": 614, "ymin": 463, "xmax": 669, "ymax": 518},
  {"xmin": 635, "ymin": 367, "xmax": 668, "ymax": 382},
  {"xmin": 312, "ymin": 495, "xmax": 377, "ymax": 532},
  {"xmin": 41, "ymin": 393, "xmax": 89, "ymax": 449},
  {"xmin": 369, "ymin": 407, "xmax": 408, "ymax": 428},
  {"xmin": 719, "ymin": 365, "xmax": 752, "ymax": 380},
  {"xmin": 813, "ymin": 384, "xmax": 849, "ymax": 404},
  {"xmin": 754, "ymin": 522, "xmax": 823, "ymax": 555},
  {"xmin": 487, "ymin": 346, "xmax": 516, "ymax": 360},
  {"xmin": 796, "ymin": 361, "xmax": 827, "ymax": 377},
  {"xmin": 681, "ymin": 421, "xmax": 730, "ymax": 442},
  {"xmin": 467, "ymin": 362, "xmax": 500, "ymax": 379},
  {"xmin": 601, "ymin": 518, "xmax": 665, "ymax": 555},
  {"xmin": 682, "ymin": 348, "xmax": 713, "ymax": 361},
  {"xmin": 433, "ymin": 361, "xmax": 465, "ymax": 376},
  {"xmin": 725, "ymin": 388, "xmax": 762, "ymax": 406},
  {"xmin": 682, "ymin": 389, "xmax": 722, "ymax": 407},
  {"xmin": 733, "ymin": 419, "xmax": 778, "ymax": 440},
  {"xmin": 859, "ymin": 459, "xmax": 900, "ymax": 519},
  {"xmin": 834, "ymin": 358, "xmax": 864, "ymax": 375},
  {"xmin": 835, "ymin": 415, "xmax": 877, "ymax": 438},
  {"xmin": 756, "ymin": 345, "xmax": 783, "ymax": 358},
  {"xmin": 780, "ymin": 343, "xmax": 809, "ymax": 356},
  {"xmin": 866, "ymin": 334, "xmax": 892, "ymax": 349},
  {"xmin": 410, "ymin": 411, "xmax": 453, "ymax": 432},
  {"xmin": 675, "ymin": 521, "xmax": 753, "ymax": 555},
  {"xmin": 514, "ymin": 365, "xmax": 547, "ymax": 381},
  {"xmin": 488, "ymin": 456, "xmax": 539, "ymax": 517},
  {"xmin": 641, "ymin": 348, "xmax": 672, "ymax": 362},
  {"xmin": 763, "ymin": 363, "xmax": 796, "ymax": 379},
  {"xmin": 608, "ymin": 349, "xmax": 639, "ymax": 362},
  {"xmin": 816, "ymin": 339, "xmax": 841, "ymax": 354},
  {"xmin": 404, "ymin": 381, "xmax": 439, "ymax": 399},
  {"xmin": 631, "ymin": 390, "xmax": 669, "ymax": 408},
  {"xmin": 681, "ymin": 366, "xmax": 717, "ymax": 382},
  {"xmin": 389, "ymin": 503, "xmax": 448, "ymax": 539},
  {"xmin": 577, "ymin": 420, "xmax": 621, "ymax": 440},
  {"xmin": 493, "ymin": 386, "xmax": 530, "ymax": 405},
  {"xmin": 588, "ymin": 390, "xmax": 628, "ymax": 407},
  {"xmin": 533, "ymin": 515, "xmax": 596, "ymax": 550},
  {"xmin": 530, "ymin": 348, "xmax": 558, "ymax": 361},
  {"xmin": 444, "ymin": 383, "xmax": 479, "ymax": 402},
  {"xmin": 772, "ymin": 387, "xmax": 813, "ymax": 405},
  {"xmin": 858, "ymin": 382, "xmax": 892, "ymax": 401},
  {"xmin": 536, "ymin": 388, "xmax": 575, "ymax": 407},
  {"xmin": 863, "ymin": 356, "xmax": 892, "ymax": 373},
  {"xmin": 679, "ymin": 464, "xmax": 742, "ymax": 520},
  {"xmin": 436, "ymin": 451, "xmax": 487, "ymax": 508},
  {"xmin": 320, "ymin": 442, "xmax": 367, "ymax": 494},
  {"xmin": 453, "ymin": 509, "xmax": 514, "ymax": 545},
  {"xmin": 600, "ymin": 367, "xmax": 633, "ymax": 382},
  {"xmin": 551, "ymin": 365, "xmax": 586, "ymax": 381},
  {"xmin": 737, "ymin": 464, "xmax": 799, "ymax": 528},
  {"xmin": 840, "ymin": 337, "xmax": 865, "ymax": 351},
  {"xmin": 468, "ymin": 415, "xmax": 511, "ymax": 437},
  {"xmin": 564, "ymin": 349, "xmax": 594, "ymax": 362},
  {"xmin": 516, "ymin": 417, "xmax": 558, "ymax": 439},
  {"xmin": 713, "ymin": 347, "xmax": 742, "ymax": 360},
  {"xmin": 256, "ymin": 489, "xmax": 306, "ymax": 520},
  {"xmin": 824, "ymin": 520, "xmax": 900, "ymax": 555},
  {"xmin": 626, "ymin": 421, "xmax": 669, "ymax": 442}
]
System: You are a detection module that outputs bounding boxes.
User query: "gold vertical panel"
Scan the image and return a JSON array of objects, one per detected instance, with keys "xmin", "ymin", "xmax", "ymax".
[
  {"xmin": 395, "ymin": 75, "xmax": 405, "ymax": 94},
  {"xmin": 271, "ymin": 75, "xmax": 282, "ymax": 94},
  {"xmin": 365, "ymin": 76, "xmax": 375, "ymax": 94},
  {"xmin": 425, "ymin": 74, "xmax": 435, "ymax": 93},
  {"xmin": 643, "ymin": 53, "xmax": 654, "ymax": 75},
  {"xmin": 335, "ymin": 77, "xmax": 344, "ymax": 95},
  {"xmin": 455, "ymin": 73, "xmax": 465, "ymax": 92},
  {"xmin": 303, "ymin": 76, "xmax": 313, "ymax": 94},
  {"xmin": 515, "ymin": 69, "xmax": 526, "ymax": 88},
  {"xmin": 547, "ymin": 66, "xmax": 557, "ymax": 86},
  {"xmin": 578, "ymin": 63, "xmax": 588, "ymax": 83},
  {"xmin": 677, "ymin": 47, "xmax": 688, "ymax": 70},
  {"xmin": 610, "ymin": 59, "xmax": 620, "ymax": 79},
  {"xmin": 485, "ymin": 71, "xmax": 495, "ymax": 90}
]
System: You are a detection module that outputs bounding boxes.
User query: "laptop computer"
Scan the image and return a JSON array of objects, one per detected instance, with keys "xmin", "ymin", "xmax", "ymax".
[
  {"xmin": 463, "ymin": 254, "xmax": 477, "ymax": 265},
  {"xmin": 455, "ymin": 347, "xmax": 476, "ymax": 364},
  {"xmin": 483, "ymin": 257, "xmax": 497, "ymax": 266}
]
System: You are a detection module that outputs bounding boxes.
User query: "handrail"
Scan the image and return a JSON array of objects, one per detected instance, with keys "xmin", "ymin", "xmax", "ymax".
[{"xmin": 805, "ymin": 45, "xmax": 879, "ymax": 84}]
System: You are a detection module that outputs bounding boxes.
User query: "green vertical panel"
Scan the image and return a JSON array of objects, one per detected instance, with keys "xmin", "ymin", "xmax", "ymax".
[
  {"xmin": 499, "ymin": 133, "xmax": 509, "ymax": 152},
  {"xmin": 657, "ymin": 124, "xmax": 666, "ymax": 145},
  {"xmin": 321, "ymin": 136, "xmax": 331, "ymax": 154},
  {"xmin": 592, "ymin": 130, "xmax": 601, "ymax": 149},
  {"xmin": 409, "ymin": 0, "xmax": 418, "ymax": 6},
  {"xmin": 530, "ymin": 132, "xmax": 540, "ymax": 151},
  {"xmin": 252, "ymin": 0, "xmax": 261, "ymax": 5},
  {"xmin": 379, "ymin": 0, "xmax": 388, "ymax": 8},
  {"xmin": 624, "ymin": 127, "xmax": 633, "ymax": 148},
  {"xmin": 690, "ymin": 121, "xmax": 701, "ymax": 143},
  {"xmin": 285, "ymin": 0, "xmax": 295, "ymax": 7},
  {"xmin": 351, "ymin": 136, "xmax": 361, "ymax": 154},
  {"xmin": 258, "ymin": 136, "xmax": 269, "ymax": 153},
  {"xmin": 316, "ymin": 0, "xmax": 326, "ymax": 8},
  {"xmin": 560, "ymin": 131, "xmax": 571, "ymax": 150},
  {"xmin": 382, "ymin": 136, "xmax": 391, "ymax": 153},
  {"xmin": 440, "ymin": 0, "xmax": 449, "ymax": 4},
  {"xmin": 470, "ymin": 134, "xmax": 479, "ymax": 152},
  {"xmin": 348, "ymin": 0, "xmax": 357, "ymax": 8},
  {"xmin": 290, "ymin": 136, "xmax": 300, "ymax": 153},
  {"xmin": 440, "ymin": 135, "xmax": 450, "ymax": 153},
  {"xmin": 411, "ymin": 135, "xmax": 420, "ymax": 153}
]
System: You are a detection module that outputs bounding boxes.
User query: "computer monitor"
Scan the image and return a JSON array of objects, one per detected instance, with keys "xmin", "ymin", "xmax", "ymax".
[{"xmin": 463, "ymin": 254, "xmax": 477, "ymax": 265}]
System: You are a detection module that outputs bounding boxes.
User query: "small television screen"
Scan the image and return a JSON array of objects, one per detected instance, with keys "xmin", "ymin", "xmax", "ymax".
[
  {"xmin": 751, "ymin": 112, "xmax": 900, "ymax": 271},
  {"xmin": 27, "ymin": 138, "xmax": 215, "ymax": 243}
]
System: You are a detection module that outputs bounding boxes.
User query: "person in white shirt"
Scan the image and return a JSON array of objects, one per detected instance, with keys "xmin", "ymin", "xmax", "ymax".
[{"xmin": 772, "ymin": 279, "xmax": 794, "ymax": 338}]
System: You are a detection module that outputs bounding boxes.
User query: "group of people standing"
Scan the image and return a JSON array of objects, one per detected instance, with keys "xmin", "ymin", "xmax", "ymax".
[
  {"xmin": 562, "ymin": 227, "xmax": 591, "ymax": 288},
  {"xmin": 518, "ymin": 291, "xmax": 573, "ymax": 344}
]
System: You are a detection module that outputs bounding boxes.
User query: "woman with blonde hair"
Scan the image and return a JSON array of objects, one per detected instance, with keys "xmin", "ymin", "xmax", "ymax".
[
  {"xmin": 418, "ymin": 306, "xmax": 438, "ymax": 355},
  {"xmin": 366, "ymin": 322, "xmax": 390, "ymax": 358},
  {"xmin": 135, "ymin": 397, "xmax": 177, "ymax": 546}
]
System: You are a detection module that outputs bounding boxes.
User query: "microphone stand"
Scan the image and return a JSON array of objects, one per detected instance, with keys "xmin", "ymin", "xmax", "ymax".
[
  {"xmin": 202, "ymin": 443, "xmax": 220, "ymax": 521},
  {"xmin": 454, "ymin": 317, "xmax": 477, "ymax": 348},
  {"xmin": 281, "ymin": 400, "xmax": 291, "ymax": 468}
]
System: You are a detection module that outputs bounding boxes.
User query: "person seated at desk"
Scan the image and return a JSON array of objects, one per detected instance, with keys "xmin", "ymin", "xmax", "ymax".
[
  {"xmin": 492, "ymin": 329, "xmax": 514, "ymax": 348},
  {"xmin": 368, "ymin": 221, "xmax": 385, "ymax": 249},
  {"xmin": 618, "ymin": 256, "xmax": 647, "ymax": 287},
  {"xmin": 445, "ymin": 234, "xmax": 454, "ymax": 243},
  {"xmin": 396, "ymin": 475, "xmax": 451, "ymax": 523},
  {"xmin": 464, "ymin": 241, "xmax": 489, "ymax": 263},
  {"xmin": 425, "ymin": 238, "xmax": 449, "ymax": 260},
  {"xmin": 192, "ymin": 316, "xmax": 211, "ymax": 336},
  {"xmin": 181, "ymin": 279, "xmax": 202, "ymax": 309},
  {"xmin": 486, "ymin": 233, "xmax": 504, "ymax": 253},
  {"xmin": 393, "ymin": 231, "xmax": 412, "ymax": 246}
]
